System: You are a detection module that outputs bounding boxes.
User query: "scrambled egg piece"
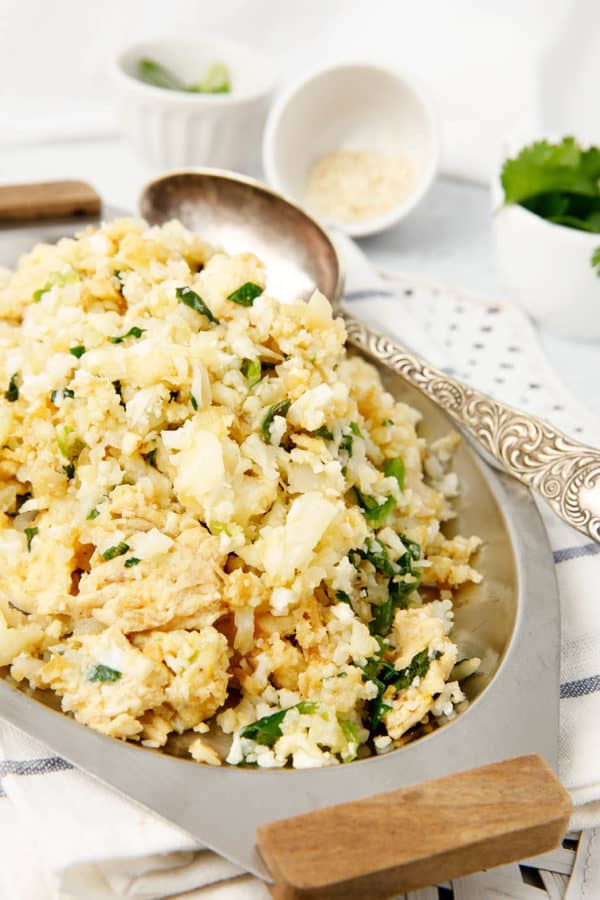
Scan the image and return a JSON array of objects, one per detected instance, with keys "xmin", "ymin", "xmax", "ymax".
[{"xmin": 0, "ymin": 218, "xmax": 481, "ymax": 767}]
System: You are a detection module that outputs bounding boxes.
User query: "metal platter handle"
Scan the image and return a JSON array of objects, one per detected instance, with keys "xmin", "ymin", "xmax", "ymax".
[
  {"xmin": 344, "ymin": 313, "xmax": 600, "ymax": 544},
  {"xmin": 256, "ymin": 755, "xmax": 571, "ymax": 899}
]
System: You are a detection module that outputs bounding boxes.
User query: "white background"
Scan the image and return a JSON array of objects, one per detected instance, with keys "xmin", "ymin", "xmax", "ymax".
[{"xmin": 1, "ymin": 0, "xmax": 600, "ymax": 180}]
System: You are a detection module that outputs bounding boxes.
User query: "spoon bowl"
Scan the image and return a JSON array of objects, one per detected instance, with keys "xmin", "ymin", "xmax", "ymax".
[{"xmin": 140, "ymin": 169, "xmax": 343, "ymax": 304}]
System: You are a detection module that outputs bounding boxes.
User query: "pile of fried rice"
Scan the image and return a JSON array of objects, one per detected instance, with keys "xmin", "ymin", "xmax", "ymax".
[{"xmin": 0, "ymin": 218, "xmax": 482, "ymax": 768}]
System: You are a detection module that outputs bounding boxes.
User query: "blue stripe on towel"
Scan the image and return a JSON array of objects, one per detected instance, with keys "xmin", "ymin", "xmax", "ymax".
[
  {"xmin": 560, "ymin": 675, "xmax": 600, "ymax": 699},
  {"xmin": 553, "ymin": 543, "xmax": 600, "ymax": 564},
  {"xmin": 343, "ymin": 289, "xmax": 396, "ymax": 302},
  {"xmin": 0, "ymin": 756, "xmax": 73, "ymax": 795}
]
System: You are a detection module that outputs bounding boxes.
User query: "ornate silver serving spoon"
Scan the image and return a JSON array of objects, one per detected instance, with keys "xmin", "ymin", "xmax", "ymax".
[{"xmin": 140, "ymin": 169, "xmax": 600, "ymax": 543}]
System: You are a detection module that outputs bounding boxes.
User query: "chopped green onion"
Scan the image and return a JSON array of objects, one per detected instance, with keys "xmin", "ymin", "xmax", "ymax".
[
  {"xmin": 349, "ymin": 421, "xmax": 363, "ymax": 437},
  {"xmin": 260, "ymin": 399, "xmax": 291, "ymax": 443},
  {"xmin": 337, "ymin": 717, "xmax": 358, "ymax": 744},
  {"xmin": 5, "ymin": 373, "xmax": 19, "ymax": 402},
  {"xmin": 227, "ymin": 282, "xmax": 263, "ymax": 307},
  {"xmin": 86, "ymin": 508, "xmax": 100, "ymax": 521},
  {"xmin": 312, "ymin": 425, "xmax": 334, "ymax": 440},
  {"xmin": 137, "ymin": 58, "xmax": 185, "ymax": 91},
  {"xmin": 24, "ymin": 526, "xmax": 38, "ymax": 551},
  {"xmin": 138, "ymin": 58, "xmax": 231, "ymax": 94},
  {"xmin": 208, "ymin": 521, "xmax": 232, "ymax": 537},
  {"xmin": 33, "ymin": 269, "xmax": 78, "ymax": 302},
  {"xmin": 88, "ymin": 664, "xmax": 121, "ymax": 683},
  {"xmin": 335, "ymin": 590, "xmax": 352, "ymax": 605},
  {"xmin": 102, "ymin": 542, "xmax": 130, "ymax": 561},
  {"xmin": 383, "ymin": 457, "xmax": 405, "ymax": 491},
  {"xmin": 176, "ymin": 286, "xmax": 219, "ymax": 324},
  {"xmin": 354, "ymin": 489, "xmax": 396, "ymax": 527},
  {"xmin": 124, "ymin": 557, "xmax": 141, "ymax": 568},
  {"xmin": 241, "ymin": 358, "xmax": 262, "ymax": 387},
  {"xmin": 188, "ymin": 61, "xmax": 231, "ymax": 94},
  {"xmin": 190, "ymin": 394, "xmax": 198, "ymax": 411},
  {"xmin": 69, "ymin": 345, "xmax": 85, "ymax": 359},
  {"xmin": 55, "ymin": 424, "xmax": 84, "ymax": 460},
  {"xmin": 110, "ymin": 326, "xmax": 145, "ymax": 344}
]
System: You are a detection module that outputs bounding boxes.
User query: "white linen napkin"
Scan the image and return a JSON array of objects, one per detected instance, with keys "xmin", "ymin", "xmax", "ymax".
[{"xmin": 1, "ymin": 236, "xmax": 600, "ymax": 899}]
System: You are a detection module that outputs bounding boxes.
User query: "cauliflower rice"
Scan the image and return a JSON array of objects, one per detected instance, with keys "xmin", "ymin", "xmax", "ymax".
[{"xmin": 0, "ymin": 218, "xmax": 482, "ymax": 769}]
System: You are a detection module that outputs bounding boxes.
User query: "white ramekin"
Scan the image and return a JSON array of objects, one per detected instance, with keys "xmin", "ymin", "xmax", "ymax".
[
  {"xmin": 492, "ymin": 172, "xmax": 600, "ymax": 341},
  {"xmin": 111, "ymin": 37, "xmax": 275, "ymax": 171},
  {"xmin": 263, "ymin": 61, "xmax": 439, "ymax": 238}
]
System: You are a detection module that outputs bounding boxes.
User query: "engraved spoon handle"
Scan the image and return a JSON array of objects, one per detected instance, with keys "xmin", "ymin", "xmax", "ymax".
[{"xmin": 343, "ymin": 313, "xmax": 600, "ymax": 544}]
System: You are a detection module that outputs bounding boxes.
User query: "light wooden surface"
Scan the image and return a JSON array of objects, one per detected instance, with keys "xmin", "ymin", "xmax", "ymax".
[
  {"xmin": 0, "ymin": 180, "xmax": 101, "ymax": 222},
  {"xmin": 257, "ymin": 755, "xmax": 572, "ymax": 900}
]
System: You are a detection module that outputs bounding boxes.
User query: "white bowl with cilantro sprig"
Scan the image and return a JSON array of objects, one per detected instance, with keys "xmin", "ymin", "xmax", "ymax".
[
  {"xmin": 493, "ymin": 137, "xmax": 600, "ymax": 340},
  {"xmin": 112, "ymin": 38, "xmax": 274, "ymax": 171}
]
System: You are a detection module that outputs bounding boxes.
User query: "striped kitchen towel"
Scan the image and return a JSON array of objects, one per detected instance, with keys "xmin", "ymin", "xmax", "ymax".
[{"xmin": 1, "ymin": 234, "xmax": 599, "ymax": 899}]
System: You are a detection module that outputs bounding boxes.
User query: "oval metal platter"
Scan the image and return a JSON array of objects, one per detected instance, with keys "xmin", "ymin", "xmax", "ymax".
[{"xmin": 0, "ymin": 210, "xmax": 559, "ymax": 880}]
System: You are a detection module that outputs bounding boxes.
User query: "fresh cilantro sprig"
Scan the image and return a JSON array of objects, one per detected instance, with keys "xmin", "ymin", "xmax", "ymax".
[
  {"xmin": 501, "ymin": 137, "xmax": 600, "ymax": 234},
  {"xmin": 239, "ymin": 701, "xmax": 318, "ymax": 747}
]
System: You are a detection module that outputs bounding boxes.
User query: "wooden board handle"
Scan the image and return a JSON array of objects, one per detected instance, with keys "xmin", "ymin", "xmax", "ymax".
[
  {"xmin": 256, "ymin": 754, "xmax": 572, "ymax": 900},
  {"xmin": 0, "ymin": 180, "xmax": 101, "ymax": 223}
]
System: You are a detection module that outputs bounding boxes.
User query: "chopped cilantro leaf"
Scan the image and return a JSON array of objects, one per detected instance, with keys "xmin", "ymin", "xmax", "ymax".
[
  {"xmin": 340, "ymin": 432, "xmax": 353, "ymax": 457},
  {"xmin": 51, "ymin": 387, "xmax": 75, "ymax": 404},
  {"xmin": 227, "ymin": 281, "xmax": 263, "ymax": 307},
  {"xmin": 335, "ymin": 590, "xmax": 352, "ymax": 605},
  {"xmin": 176, "ymin": 286, "xmax": 219, "ymax": 324},
  {"xmin": 313, "ymin": 425, "xmax": 334, "ymax": 440},
  {"xmin": 24, "ymin": 526, "xmax": 39, "ymax": 551},
  {"xmin": 69, "ymin": 345, "xmax": 85, "ymax": 359},
  {"xmin": 144, "ymin": 448, "xmax": 158, "ymax": 468},
  {"xmin": 62, "ymin": 463, "xmax": 75, "ymax": 479},
  {"xmin": 240, "ymin": 701, "xmax": 318, "ymax": 747},
  {"xmin": 89, "ymin": 664, "xmax": 121, "ymax": 683},
  {"xmin": 110, "ymin": 326, "xmax": 145, "ymax": 344},
  {"xmin": 383, "ymin": 457, "xmax": 405, "ymax": 491},
  {"xmin": 102, "ymin": 542, "xmax": 130, "ymax": 561},
  {"xmin": 241, "ymin": 358, "xmax": 262, "ymax": 387},
  {"xmin": 261, "ymin": 399, "xmax": 291, "ymax": 443},
  {"xmin": 381, "ymin": 648, "xmax": 441, "ymax": 691},
  {"xmin": 5, "ymin": 373, "xmax": 19, "ymax": 402},
  {"xmin": 124, "ymin": 556, "xmax": 141, "ymax": 568}
]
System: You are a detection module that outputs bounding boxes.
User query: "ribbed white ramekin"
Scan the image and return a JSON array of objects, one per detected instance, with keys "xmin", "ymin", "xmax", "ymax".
[{"xmin": 112, "ymin": 37, "xmax": 275, "ymax": 171}]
